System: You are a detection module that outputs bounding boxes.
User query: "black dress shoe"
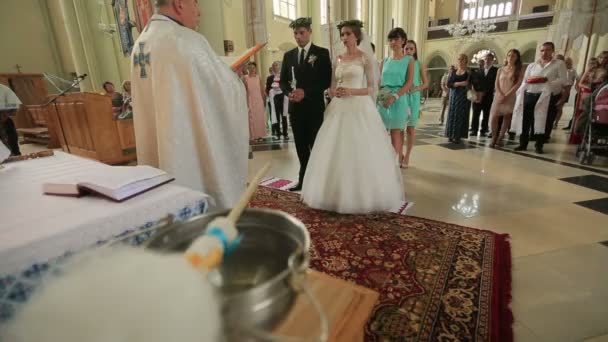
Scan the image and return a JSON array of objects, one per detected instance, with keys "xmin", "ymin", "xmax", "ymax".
[
  {"xmin": 514, "ymin": 146, "xmax": 527, "ymax": 151},
  {"xmin": 535, "ymin": 146, "xmax": 544, "ymax": 154},
  {"xmin": 288, "ymin": 184, "xmax": 302, "ymax": 191}
]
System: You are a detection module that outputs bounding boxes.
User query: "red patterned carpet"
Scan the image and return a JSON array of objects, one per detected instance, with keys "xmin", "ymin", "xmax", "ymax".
[{"xmin": 250, "ymin": 186, "xmax": 513, "ymax": 342}]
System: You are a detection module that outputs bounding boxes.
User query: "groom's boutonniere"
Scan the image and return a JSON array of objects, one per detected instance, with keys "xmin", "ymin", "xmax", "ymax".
[{"xmin": 307, "ymin": 54, "xmax": 318, "ymax": 67}]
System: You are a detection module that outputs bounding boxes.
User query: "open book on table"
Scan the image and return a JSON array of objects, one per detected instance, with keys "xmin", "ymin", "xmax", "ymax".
[{"xmin": 43, "ymin": 165, "xmax": 174, "ymax": 202}]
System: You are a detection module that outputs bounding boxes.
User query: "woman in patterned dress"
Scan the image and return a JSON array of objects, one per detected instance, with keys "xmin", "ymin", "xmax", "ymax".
[{"xmin": 446, "ymin": 54, "xmax": 471, "ymax": 143}]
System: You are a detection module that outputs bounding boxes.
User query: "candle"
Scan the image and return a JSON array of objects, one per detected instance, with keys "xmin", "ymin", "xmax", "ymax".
[{"xmin": 290, "ymin": 67, "xmax": 297, "ymax": 90}]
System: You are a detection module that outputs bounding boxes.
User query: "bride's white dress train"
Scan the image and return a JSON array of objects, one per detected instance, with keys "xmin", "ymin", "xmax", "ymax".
[{"xmin": 301, "ymin": 56, "xmax": 405, "ymax": 214}]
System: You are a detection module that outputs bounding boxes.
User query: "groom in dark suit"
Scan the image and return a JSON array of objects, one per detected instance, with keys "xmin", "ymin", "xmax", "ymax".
[{"xmin": 280, "ymin": 17, "xmax": 332, "ymax": 191}]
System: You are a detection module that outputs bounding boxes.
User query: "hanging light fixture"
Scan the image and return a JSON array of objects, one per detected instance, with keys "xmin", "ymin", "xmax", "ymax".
[{"xmin": 444, "ymin": 0, "xmax": 496, "ymax": 42}]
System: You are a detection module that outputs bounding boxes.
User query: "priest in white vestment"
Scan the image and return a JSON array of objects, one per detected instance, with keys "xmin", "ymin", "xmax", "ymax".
[{"xmin": 131, "ymin": 0, "xmax": 249, "ymax": 209}]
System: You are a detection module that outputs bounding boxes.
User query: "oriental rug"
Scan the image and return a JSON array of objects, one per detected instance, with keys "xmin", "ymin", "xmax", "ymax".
[
  {"xmin": 250, "ymin": 186, "xmax": 513, "ymax": 342},
  {"xmin": 259, "ymin": 177, "xmax": 414, "ymax": 215}
]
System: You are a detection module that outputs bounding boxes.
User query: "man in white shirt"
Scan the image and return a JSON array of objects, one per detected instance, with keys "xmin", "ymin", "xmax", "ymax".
[{"xmin": 513, "ymin": 42, "xmax": 567, "ymax": 154}]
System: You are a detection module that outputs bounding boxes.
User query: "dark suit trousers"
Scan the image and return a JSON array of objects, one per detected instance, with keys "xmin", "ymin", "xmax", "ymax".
[
  {"xmin": 1, "ymin": 118, "xmax": 21, "ymax": 156},
  {"xmin": 471, "ymin": 96, "xmax": 493, "ymax": 134},
  {"xmin": 544, "ymin": 94, "xmax": 561, "ymax": 139},
  {"xmin": 272, "ymin": 95, "xmax": 288, "ymax": 137},
  {"xmin": 290, "ymin": 110, "xmax": 323, "ymax": 184},
  {"xmin": 520, "ymin": 92, "xmax": 560, "ymax": 149}
]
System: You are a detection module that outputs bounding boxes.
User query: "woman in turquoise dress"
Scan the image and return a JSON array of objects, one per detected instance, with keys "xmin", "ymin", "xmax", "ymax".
[
  {"xmin": 378, "ymin": 28, "xmax": 414, "ymax": 168},
  {"xmin": 403, "ymin": 40, "xmax": 429, "ymax": 168}
]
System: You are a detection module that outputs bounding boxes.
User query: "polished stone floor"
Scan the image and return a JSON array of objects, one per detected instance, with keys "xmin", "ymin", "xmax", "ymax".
[
  {"xmin": 19, "ymin": 99, "xmax": 608, "ymax": 341},
  {"xmin": 247, "ymin": 98, "xmax": 608, "ymax": 342}
]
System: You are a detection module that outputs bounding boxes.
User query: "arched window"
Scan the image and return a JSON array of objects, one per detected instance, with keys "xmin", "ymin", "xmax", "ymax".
[
  {"xmin": 273, "ymin": 0, "xmax": 297, "ymax": 20},
  {"xmin": 505, "ymin": 1, "xmax": 513, "ymax": 15},
  {"xmin": 461, "ymin": 1, "xmax": 515, "ymax": 20},
  {"xmin": 428, "ymin": 55, "xmax": 448, "ymax": 69}
]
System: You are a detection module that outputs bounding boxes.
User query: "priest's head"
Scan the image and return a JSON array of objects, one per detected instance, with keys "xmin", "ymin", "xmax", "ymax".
[
  {"xmin": 155, "ymin": 0, "xmax": 200, "ymax": 30},
  {"xmin": 290, "ymin": 17, "xmax": 312, "ymax": 48}
]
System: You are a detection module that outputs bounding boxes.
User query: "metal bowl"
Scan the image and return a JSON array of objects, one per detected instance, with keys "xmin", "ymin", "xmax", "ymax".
[{"xmin": 145, "ymin": 209, "xmax": 311, "ymax": 339}]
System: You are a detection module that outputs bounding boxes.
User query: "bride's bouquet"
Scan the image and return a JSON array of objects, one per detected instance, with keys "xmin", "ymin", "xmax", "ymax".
[{"xmin": 377, "ymin": 87, "xmax": 393, "ymax": 106}]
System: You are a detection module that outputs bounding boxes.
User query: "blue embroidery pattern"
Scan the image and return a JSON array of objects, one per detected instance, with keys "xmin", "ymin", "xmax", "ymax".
[
  {"xmin": 0, "ymin": 199, "xmax": 209, "ymax": 326},
  {"xmin": 133, "ymin": 42, "xmax": 151, "ymax": 79}
]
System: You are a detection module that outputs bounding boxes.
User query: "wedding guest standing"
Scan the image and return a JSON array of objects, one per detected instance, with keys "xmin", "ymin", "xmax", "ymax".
[
  {"xmin": 489, "ymin": 49, "xmax": 524, "ymax": 147},
  {"xmin": 378, "ymin": 27, "xmax": 414, "ymax": 168},
  {"xmin": 266, "ymin": 61, "xmax": 289, "ymax": 140},
  {"xmin": 244, "ymin": 62, "xmax": 267, "ymax": 142},
  {"xmin": 403, "ymin": 39, "xmax": 428, "ymax": 167},
  {"xmin": 512, "ymin": 42, "xmax": 567, "ymax": 154},
  {"xmin": 439, "ymin": 68, "xmax": 452, "ymax": 124},
  {"xmin": 446, "ymin": 54, "xmax": 471, "ymax": 144}
]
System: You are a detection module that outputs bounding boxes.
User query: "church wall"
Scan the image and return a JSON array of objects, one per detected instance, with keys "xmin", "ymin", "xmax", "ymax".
[
  {"xmin": 46, "ymin": 0, "xmax": 76, "ymax": 79},
  {"xmin": 197, "ymin": 0, "xmax": 226, "ymax": 55},
  {"xmin": 0, "ymin": 0, "xmax": 63, "ymax": 78},
  {"xmin": 261, "ymin": 0, "xmax": 300, "ymax": 78},
  {"xmin": 520, "ymin": 0, "xmax": 556, "ymax": 15},
  {"xmin": 222, "ymin": 0, "xmax": 248, "ymax": 57},
  {"xmin": 82, "ymin": 0, "xmax": 125, "ymax": 92},
  {"xmin": 423, "ymin": 27, "xmax": 548, "ymax": 65},
  {"xmin": 432, "ymin": 0, "xmax": 460, "ymax": 25},
  {"xmin": 423, "ymin": 27, "xmax": 548, "ymax": 85}
]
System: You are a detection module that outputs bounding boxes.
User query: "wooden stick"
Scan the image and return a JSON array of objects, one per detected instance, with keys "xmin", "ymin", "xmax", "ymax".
[
  {"xmin": 2, "ymin": 150, "xmax": 54, "ymax": 164},
  {"xmin": 226, "ymin": 162, "xmax": 271, "ymax": 223}
]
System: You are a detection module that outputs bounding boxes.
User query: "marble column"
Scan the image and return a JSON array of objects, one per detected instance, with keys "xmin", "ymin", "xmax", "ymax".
[
  {"xmin": 198, "ymin": 0, "xmax": 226, "ymax": 56},
  {"xmin": 412, "ymin": 0, "xmax": 429, "ymax": 61},
  {"xmin": 244, "ymin": 0, "xmax": 268, "ymax": 74}
]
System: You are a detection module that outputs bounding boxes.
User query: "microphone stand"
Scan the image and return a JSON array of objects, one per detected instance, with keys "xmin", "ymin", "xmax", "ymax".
[
  {"xmin": 43, "ymin": 75, "xmax": 87, "ymax": 151},
  {"xmin": 44, "ymin": 75, "xmax": 86, "ymax": 106}
]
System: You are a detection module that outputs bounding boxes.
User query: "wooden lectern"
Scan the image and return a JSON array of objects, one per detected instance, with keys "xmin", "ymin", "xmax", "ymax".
[
  {"xmin": 51, "ymin": 92, "xmax": 137, "ymax": 165},
  {"xmin": 0, "ymin": 73, "xmax": 60, "ymax": 148}
]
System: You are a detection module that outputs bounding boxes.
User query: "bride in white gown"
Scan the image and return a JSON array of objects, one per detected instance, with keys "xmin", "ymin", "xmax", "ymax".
[{"xmin": 301, "ymin": 21, "xmax": 405, "ymax": 214}]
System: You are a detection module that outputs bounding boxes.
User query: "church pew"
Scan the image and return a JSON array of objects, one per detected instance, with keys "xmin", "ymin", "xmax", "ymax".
[{"xmin": 52, "ymin": 92, "xmax": 137, "ymax": 165}]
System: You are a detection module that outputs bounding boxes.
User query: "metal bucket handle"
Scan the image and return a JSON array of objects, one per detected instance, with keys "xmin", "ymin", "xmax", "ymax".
[
  {"xmin": 103, "ymin": 216, "xmax": 328, "ymax": 341},
  {"xmin": 238, "ymin": 246, "xmax": 329, "ymax": 342}
]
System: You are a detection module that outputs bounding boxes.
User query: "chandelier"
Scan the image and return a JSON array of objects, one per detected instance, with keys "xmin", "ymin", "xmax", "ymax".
[{"xmin": 444, "ymin": 19, "xmax": 497, "ymax": 42}]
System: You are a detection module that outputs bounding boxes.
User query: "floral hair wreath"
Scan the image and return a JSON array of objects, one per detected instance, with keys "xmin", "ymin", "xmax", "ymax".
[
  {"xmin": 337, "ymin": 19, "xmax": 364, "ymax": 30},
  {"xmin": 289, "ymin": 17, "xmax": 312, "ymax": 29}
]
